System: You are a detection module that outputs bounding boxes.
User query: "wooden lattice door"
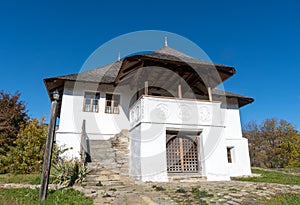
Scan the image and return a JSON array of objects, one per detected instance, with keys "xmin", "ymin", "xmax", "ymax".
[{"xmin": 166, "ymin": 135, "xmax": 199, "ymax": 173}]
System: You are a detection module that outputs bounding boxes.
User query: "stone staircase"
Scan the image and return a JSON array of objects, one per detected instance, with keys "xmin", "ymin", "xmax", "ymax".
[
  {"xmin": 88, "ymin": 130, "xmax": 130, "ymax": 175},
  {"xmin": 79, "ymin": 162, "xmax": 175, "ymax": 205},
  {"xmin": 78, "ymin": 130, "xmax": 202, "ymax": 204},
  {"xmin": 80, "ymin": 130, "xmax": 136, "ymax": 203}
]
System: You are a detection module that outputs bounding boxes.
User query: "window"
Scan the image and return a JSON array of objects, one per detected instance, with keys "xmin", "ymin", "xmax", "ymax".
[
  {"xmin": 105, "ymin": 94, "xmax": 120, "ymax": 114},
  {"xmin": 227, "ymin": 147, "xmax": 234, "ymax": 163},
  {"xmin": 83, "ymin": 92, "xmax": 100, "ymax": 112}
]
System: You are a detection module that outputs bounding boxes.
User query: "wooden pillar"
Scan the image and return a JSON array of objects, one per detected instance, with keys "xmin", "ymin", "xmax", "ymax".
[
  {"xmin": 39, "ymin": 100, "xmax": 57, "ymax": 201},
  {"xmin": 179, "ymin": 138, "xmax": 184, "ymax": 171},
  {"xmin": 81, "ymin": 120, "xmax": 87, "ymax": 164},
  {"xmin": 178, "ymin": 84, "xmax": 182, "ymax": 99},
  {"xmin": 208, "ymin": 87, "xmax": 212, "ymax": 101},
  {"xmin": 144, "ymin": 81, "xmax": 148, "ymax": 96}
]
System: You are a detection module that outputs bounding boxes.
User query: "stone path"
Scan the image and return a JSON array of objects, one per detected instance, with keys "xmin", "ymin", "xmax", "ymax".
[
  {"xmin": 1, "ymin": 180, "xmax": 299, "ymax": 204},
  {"xmin": 73, "ymin": 179, "xmax": 300, "ymax": 205},
  {"xmin": 78, "ymin": 160, "xmax": 300, "ymax": 204},
  {"xmin": 148, "ymin": 181, "xmax": 300, "ymax": 205}
]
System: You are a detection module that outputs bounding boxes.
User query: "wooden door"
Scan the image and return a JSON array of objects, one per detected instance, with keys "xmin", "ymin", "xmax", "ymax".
[{"xmin": 166, "ymin": 135, "xmax": 198, "ymax": 173}]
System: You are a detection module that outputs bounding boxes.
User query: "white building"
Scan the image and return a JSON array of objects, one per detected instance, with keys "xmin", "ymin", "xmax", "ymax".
[{"xmin": 44, "ymin": 44, "xmax": 253, "ymax": 182}]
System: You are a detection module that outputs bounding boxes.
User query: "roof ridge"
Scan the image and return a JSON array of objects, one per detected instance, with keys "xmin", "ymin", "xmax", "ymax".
[{"xmin": 154, "ymin": 46, "xmax": 195, "ymax": 59}]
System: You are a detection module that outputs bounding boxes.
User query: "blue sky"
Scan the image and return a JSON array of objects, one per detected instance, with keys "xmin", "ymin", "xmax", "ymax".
[{"xmin": 0, "ymin": 1, "xmax": 299, "ymax": 129}]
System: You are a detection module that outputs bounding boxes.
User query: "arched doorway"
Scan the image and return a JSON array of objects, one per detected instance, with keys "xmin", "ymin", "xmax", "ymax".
[{"xmin": 166, "ymin": 135, "xmax": 199, "ymax": 173}]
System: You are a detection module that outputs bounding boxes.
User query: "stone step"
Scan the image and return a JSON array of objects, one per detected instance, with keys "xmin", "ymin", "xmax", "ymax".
[
  {"xmin": 90, "ymin": 153, "xmax": 116, "ymax": 160},
  {"xmin": 90, "ymin": 147, "xmax": 115, "ymax": 151},
  {"xmin": 168, "ymin": 176, "xmax": 207, "ymax": 182},
  {"xmin": 88, "ymin": 158, "xmax": 117, "ymax": 165},
  {"xmin": 89, "ymin": 140, "xmax": 112, "ymax": 148},
  {"xmin": 101, "ymin": 180, "xmax": 124, "ymax": 186},
  {"xmin": 85, "ymin": 174, "xmax": 118, "ymax": 182},
  {"xmin": 90, "ymin": 164, "xmax": 118, "ymax": 170}
]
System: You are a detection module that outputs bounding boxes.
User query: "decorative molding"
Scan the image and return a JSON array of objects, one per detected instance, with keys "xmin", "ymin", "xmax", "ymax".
[{"xmin": 199, "ymin": 106, "xmax": 211, "ymax": 122}]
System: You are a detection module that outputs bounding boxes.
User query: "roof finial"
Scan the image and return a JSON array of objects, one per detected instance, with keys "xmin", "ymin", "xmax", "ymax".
[
  {"xmin": 164, "ymin": 37, "xmax": 168, "ymax": 47},
  {"xmin": 118, "ymin": 52, "xmax": 121, "ymax": 61}
]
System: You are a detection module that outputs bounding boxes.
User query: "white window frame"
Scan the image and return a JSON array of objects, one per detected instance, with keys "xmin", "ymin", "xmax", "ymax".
[
  {"xmin": 83, "ymin": 92, "xmax": 100, "ymax": 113},
  {"xmin": 105, "ymin": 93, "xmax": 120, "ymax": 114}
]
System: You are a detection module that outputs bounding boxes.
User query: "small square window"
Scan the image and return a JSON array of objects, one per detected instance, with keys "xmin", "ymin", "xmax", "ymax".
[
  {"xmin": 83, "ymin": 92, "xmax": 100, "ymax": 112},
  {"xmin": 227, "ymin": 147, "xmax": 234, "ymax": 163},
  {"xmin": 105, "ymin": 94, "xmax": 120, "ymax": 114}
]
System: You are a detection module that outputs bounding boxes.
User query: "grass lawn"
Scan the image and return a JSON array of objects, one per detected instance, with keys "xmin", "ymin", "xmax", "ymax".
[
  {"xmin": 0, "ymin": 188, "xmax": 93, "ymax": 205},
  {"xmin": 266, "ymin": 194, "xmax": 300, "ymax": 205},
  {"xmin": 0, "ymin": 173, "xmax": 41, "ymax": 184},
  {"xmin": 232, "ymin": 167, "xmax": 300, "ymax": 185}
]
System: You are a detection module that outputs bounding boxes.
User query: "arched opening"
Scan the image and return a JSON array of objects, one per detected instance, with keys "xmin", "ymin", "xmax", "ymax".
[{"xmin": 166, "ymin": 135, "xmax": 199, "ymax": 173}]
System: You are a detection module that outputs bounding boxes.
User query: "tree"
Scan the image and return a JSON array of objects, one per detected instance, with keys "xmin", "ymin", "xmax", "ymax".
[
  {"xmin": 243, "ymin": 118, "xmax": 300, "ymax": 168},
  {"xmin": 0, "ymin": 90, "xmax": 28, "ymax": 172},
  {"xmin": 6, "ymin": 118, "xmax": 47, "ymax": 173},
  {"xmin": 243, "ymin": 121, "xmax": 268, "ymax": 167}
]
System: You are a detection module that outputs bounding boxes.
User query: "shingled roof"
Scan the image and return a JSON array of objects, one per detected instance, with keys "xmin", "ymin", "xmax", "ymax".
[
  {"xmin": 143, "ymin": 46, "xmax": 234, "ymax": 68},
  {"xmin": 212, "ymin": 88, "xmax": 254, "ymax": 107},
  {"xmin": 49, "ymin": 60, "xmax": 123, "ymax": 84},
  {"xmin": 44, "ymin": 45, "xmax": 253, "ymax": 107}
]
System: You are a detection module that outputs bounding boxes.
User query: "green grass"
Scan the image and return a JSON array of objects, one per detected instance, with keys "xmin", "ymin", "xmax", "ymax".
[
  {"xmin": 232, "ymin": 168, "xmax": 300, "ymax": 185},
  {"xmin": 0, "ymin": 173, "xmax": 41, "ymax": 184},
  {"xmin": 0, "ymin": 188, "xmax": 93, "ymax": 205},
  {"xmin": 266, "ymin": 194, "xmax": 300, "ymax": 205}
]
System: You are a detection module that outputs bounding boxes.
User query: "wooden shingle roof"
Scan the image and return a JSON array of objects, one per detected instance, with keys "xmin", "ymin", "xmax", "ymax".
[
  {"xmin": 212, "ymin": 89, "xmax": 254, "ymax": 107},
  {"xmin": 44, "ymin": 45, "xmax": 253, "ymax": 107}
]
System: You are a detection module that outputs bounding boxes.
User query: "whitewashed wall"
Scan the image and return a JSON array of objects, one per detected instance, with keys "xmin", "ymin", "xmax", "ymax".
[
  {"xmin": 129, "ymin": 96, "xmax": 251, "ymax": 182},
  {"xmin": 221, "ymin": 104, "xmax": 252, "ymax": 177},
  {"xmin": 56, "ymin": 81, "xmax": 132, "ymax": 158},
  {"xmin": 56, "ymin": 83, "xmax": 251, "ymax": 180},
  {"xmin": 225, "ymin": 138, "xmax": 252, "ymax": 176}
]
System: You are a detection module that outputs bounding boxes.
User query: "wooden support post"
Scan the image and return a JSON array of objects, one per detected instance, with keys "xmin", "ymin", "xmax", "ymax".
[
  {"xmin": 39, "ymin": 100, "xmax": 57, "ymax": 201},
  {"xmin": 178, "ymin": 84, "xmax": 182, "ymax": 99},
  {"xmin": 81, "ymin": 120, "xmax": 87, "ymax": 164},
  {"xmin": 179, "ymin": 138, "xmax": 184, "ymax": 171},
  {"xmin": 208, "ymin": 87, "xmax": 212, "ymax": 101},
  {"xmin": 144, "ymin": 81, "xmax": 148, "ymax": 96}
]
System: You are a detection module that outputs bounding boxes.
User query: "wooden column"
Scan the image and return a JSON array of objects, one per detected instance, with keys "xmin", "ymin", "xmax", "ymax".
[
  {"xmin": 208, "ymin": 87, "xmax": 212, "ymax": 101},
  {"xmin": 179, "ymin": 138, "xmax": 184, "ymax": 171},
  {"xmin": 81, "ymin": 120, "xmax": 87, "ymax": 164},
  {"xmin": 39, "ymin": 100, "xmax": 57, "ymax": 201},
  {"xmin": 144, "ymin": 81, "xmax": 148, "ymax": 96},
  {"xmin": 178, "ymin": 84, "xmax": 182, "ymax": 99}
]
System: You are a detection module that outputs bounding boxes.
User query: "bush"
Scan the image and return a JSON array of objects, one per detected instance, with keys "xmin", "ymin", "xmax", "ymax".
[
  {"xmin": 5, "ymin": 118, "xmax": 47, "ymax": 174},
  {"xmin": 51, "ymin": 148, "xmax": 87, "ymax": 187}
]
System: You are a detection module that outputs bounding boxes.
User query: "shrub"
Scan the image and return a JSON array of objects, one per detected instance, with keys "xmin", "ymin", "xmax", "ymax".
[
  {"xmin": 51, "ymin": 160, "xmax": 76, "ymax": 186},
  {"xmin": 5, "ymin": 118, "xmax": 47, "ymax": 174},
  {"xmin": 51, "ymin": 150, "xmax": 87, "ymax": 187}
]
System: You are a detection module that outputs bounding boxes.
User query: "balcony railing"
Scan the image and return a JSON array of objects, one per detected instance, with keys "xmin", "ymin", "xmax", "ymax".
[{"xmin": 130, "ymin": 95, "xmax": 223, "ymax": 128}]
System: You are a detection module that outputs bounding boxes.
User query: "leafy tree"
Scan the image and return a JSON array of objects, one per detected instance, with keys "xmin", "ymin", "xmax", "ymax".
[
  {"xmin": 0, "ymin": 90, "xmax": 28, "ymax": 173},
  {"xmin": 6, "ymin": 118, "xmax": 47, "ymax": 174},
  {"xmin": 243, "ymin": 118, "xmax": 300, "ymax": 168},
  {"xmin": 243, "ymin": 121, "xmax": 268, "ymax": 167}
]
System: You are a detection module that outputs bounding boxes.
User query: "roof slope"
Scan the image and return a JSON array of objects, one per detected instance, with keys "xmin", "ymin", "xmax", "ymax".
[
  {"xmin": 45, "ymin": 45, "xmax": 234, "ymax": 84},
  {"xmin": 145, "ymin": 46, "xmax": 233, "ymax": 68},
  {"xmin": 212, "ymin": 88, "xmax": 254, "ymax": 107},
  {"xmin": 50, "ymin": 60, "xmax": 123, "ymax": 84},
  {"xmin": 44, "ymin": 45, "xmax": 253, "ymax": 107}
]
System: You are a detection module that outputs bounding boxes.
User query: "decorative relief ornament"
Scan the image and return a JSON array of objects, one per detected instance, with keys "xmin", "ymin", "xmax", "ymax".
[
  {"xmin": 199, "ymin": 106, "xmax": 211, "ymax": 122},
  {"xmin": 178, "ymin": 104, "xmax": 192, "ymax": 121},
  {"xmin": 155, "ymin": 103, "xmax": 169, "ymax": 120}
]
